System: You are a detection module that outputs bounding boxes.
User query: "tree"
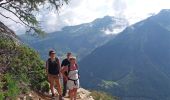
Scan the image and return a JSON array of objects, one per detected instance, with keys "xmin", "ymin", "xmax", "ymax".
[{"xmin": 0, "ymin": 0, "xmax": 68, "ymax": 34}]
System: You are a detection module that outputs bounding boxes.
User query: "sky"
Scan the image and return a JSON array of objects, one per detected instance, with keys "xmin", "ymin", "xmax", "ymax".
[{"xmin": 1, "ymin": 0, "xmax": 170, "ymax": 34}]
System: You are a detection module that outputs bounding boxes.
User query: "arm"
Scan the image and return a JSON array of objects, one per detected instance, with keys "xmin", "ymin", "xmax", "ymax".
[
  {"xmin": 58, "ymin": 59, "xmax": 62, "ymax": 77},
  {"xmin": 61, "ymin": 59, "xmax": 65, "ymax": 67},
  {"xmin": 60, "ymin": 66, "xmax": 68, "ymax": 80},
  {"xmin": 45, "ymin": 60, "xmax": 48, "ymax": 75},
  {"xmin": 76, "ymin": 63, "xmax": 80, "ymax": 78}
]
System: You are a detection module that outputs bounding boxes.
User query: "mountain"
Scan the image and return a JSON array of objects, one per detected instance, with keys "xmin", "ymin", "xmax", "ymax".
[
  {"xmin": 0, "ymin": 21, "xmax": 117, "ymax": 100},
  {"xmin": 79, "ymin": 9, "xmax": 170, "ymax": 100},
  {"xmin": 19, "ymin": 16, "xmax": 128, "ymax": 60}
]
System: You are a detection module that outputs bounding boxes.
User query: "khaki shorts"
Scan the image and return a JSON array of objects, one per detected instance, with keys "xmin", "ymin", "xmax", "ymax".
[{"xmin": 48, "ymin": 74, "xmax": 59, "ymax": 81}]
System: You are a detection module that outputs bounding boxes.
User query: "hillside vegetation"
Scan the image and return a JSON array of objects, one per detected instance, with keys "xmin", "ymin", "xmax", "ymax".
[{"xmin": 0, "ymin": 38, "xmax": 49, "ymax": 99}]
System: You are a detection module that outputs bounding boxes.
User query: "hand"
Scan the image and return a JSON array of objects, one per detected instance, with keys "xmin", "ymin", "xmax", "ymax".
[
  {"xmin": 64, "ymin": 77, "xmax": 68, "ymax": 81},
  {"xmin": 59, "ymin": 73, "xmax": 62, "ymax": 78}
]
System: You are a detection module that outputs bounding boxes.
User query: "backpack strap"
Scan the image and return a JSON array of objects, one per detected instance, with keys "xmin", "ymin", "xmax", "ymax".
[
  {"xmin": 47, "ymin": 57, "xmax": 60, "ymax": 69},
  {"xmin": 67, "ymin": 64, "xmax": 79, "ymax": 77},
  {"xmin": 68, "ymin": 64, "xmax": 71, "ymax": 75},
  {"xmin": 55, "ymin": 57, "xmax": 60, "ymax": 71},
  {"xmin": 67, "ymin": 64, "xmax": 79, "ymax": 85},
  {"xmin": 68, "ymin": 78, "xmax": 79, "ymax": 85}
]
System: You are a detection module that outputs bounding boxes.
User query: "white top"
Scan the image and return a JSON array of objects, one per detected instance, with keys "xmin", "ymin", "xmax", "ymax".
[{"xmin": 68, "ymin": 70, "xmax": 79, "ymax": 80}]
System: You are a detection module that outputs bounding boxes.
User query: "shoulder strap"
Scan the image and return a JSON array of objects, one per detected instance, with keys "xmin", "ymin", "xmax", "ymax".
[
  {"xmin": 55, "ymin": 57, "xmax": 59, "ymax": 64},
  {"xmin": 75, "ymin": 64, "xmax": 78, "ymax": 70},
  {"xmin": 68, "ymin": 64, "xmax": 71, "ymax": 74},
  {"xmin": 55, "ymin": 57, "xmax": 61, "ymax": 71},
  {"xmin": 47, "ymin": 58, "xmax": 51, "ymax": 66},
  {"xmin": 67, "ymin": 64, "xmax": 79, "ymax": 73}
]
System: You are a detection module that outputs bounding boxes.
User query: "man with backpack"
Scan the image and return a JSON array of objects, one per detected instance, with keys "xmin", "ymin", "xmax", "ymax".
[
  {"xmin": 61, "ymin": 52, "xmax": 72, "ymax": 97},
  {"xmin": 45, "ymin": 50, "xmax": 63, "ymax": 100}
]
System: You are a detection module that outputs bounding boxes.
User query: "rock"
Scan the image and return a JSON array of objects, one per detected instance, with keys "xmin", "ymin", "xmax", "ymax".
[
  {"xmin": 0, "ymin": 21, "xmax": 21, "ymax": 45},
  {"xmin": 64, "ymin": 88, "xmax": 94, "ymax": 100}
]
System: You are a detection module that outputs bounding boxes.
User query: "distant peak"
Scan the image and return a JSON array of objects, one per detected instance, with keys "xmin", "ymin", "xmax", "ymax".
[
  {"xmin": 103, "ymin": 15, "xmax": 113, "ymax": 19},
  {"xmin": 159, "ymin": 9, "xmax": 170, "ymax": 14}
]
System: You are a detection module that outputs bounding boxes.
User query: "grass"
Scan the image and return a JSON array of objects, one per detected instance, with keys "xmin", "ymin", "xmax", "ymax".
[{"xmin": 90, "ymin": 90, "xmax": 118, "ymax": 100}]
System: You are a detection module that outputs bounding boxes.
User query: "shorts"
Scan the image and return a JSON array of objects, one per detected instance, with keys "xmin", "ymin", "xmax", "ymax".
[
  {"xmin": 67, "ymin": 79, "xmax": 80, "ymax": 90},
  {"xmin": 48, "ymin": 74, "xmax": 59, "ymax": 82}
]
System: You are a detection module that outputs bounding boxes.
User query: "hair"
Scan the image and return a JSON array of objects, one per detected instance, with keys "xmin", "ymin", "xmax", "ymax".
[
  {"xmin": 69, "ymin": 56, "xmax": 76, "ymax": 61},
  {"xmin": 49, "ymin": 50, "xmax": 55, "ymax": 56},
  {"xmin": 67, "ymin": 52, "xmax": 72, "ymax": 55}
]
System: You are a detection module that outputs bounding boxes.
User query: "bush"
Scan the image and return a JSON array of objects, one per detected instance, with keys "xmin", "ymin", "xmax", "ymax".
[
  {"xmin": 41, "ymin": 81, "xmax": 50, "ymax": 93},
  {"xmin": 90, "ymin": 90, "xmax": 118, "ymax": 100},
  {"xmin": 0, "ymin": 38, "xmax": 48, "ymax": 97},
  {"xmin": 0, "ymin": 93, "xmax": 4, "ymax": 100},
  {"xmin": 4, "ymin": 74, "xmax": 20, "ymax": 99}
]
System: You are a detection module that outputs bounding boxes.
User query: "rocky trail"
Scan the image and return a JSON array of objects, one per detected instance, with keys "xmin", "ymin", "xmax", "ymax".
[{"xmin": 17, "ymin": 88, "xmax": 94, "ymax": 100}]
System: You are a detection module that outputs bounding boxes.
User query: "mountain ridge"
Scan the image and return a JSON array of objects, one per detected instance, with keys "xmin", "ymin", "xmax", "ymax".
[
  {"xmin": 79, "ymin": 9, "xmax": 170, "ymax": 100},
  {"xmin": 20, "ymin": 16, "xmax": 128, "ymax": 60}
]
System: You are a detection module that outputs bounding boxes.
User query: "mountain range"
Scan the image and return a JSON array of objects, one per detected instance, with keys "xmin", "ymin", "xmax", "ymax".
[
  {"xmin": 0, "ymin": 20, "xmax": 117, "ymax": 100},
  {"xmin": 19, "ymin": 16, "xmax": 128, "ymax": 60},
  {"xmin": 79, "ymin": 9, "xmax": 170, "ymax": 100}
]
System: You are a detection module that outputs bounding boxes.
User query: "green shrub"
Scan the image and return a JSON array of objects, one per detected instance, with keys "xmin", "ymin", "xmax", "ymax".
[
  {"xmin": 90, "ymin": 90, "xmax": 118, "ymax": 100},
  {"xmin": 41, "ymin": 81, "xmax": 50, "ymax": 93},
  {"xmin": 0, "ymin": 38, "xmax": 47, "ymax": 97},
  {"xmin": 0, "ymin": 93, "xmax": 5, "ymax": 100},
  {"xmin": 4, "ymin": 74, "xmax": 20, "ymax": 99}
]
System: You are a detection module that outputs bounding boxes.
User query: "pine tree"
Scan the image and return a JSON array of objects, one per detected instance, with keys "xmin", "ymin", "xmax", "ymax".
[{"xmin": 0, "ymin": 0, "xmax": 68, "ymax": 34}]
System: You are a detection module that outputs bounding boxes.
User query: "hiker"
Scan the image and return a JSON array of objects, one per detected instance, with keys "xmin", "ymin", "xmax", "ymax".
[
  {"xmin": 61, "ymin": 56, "xmax": 80, "ymax": 100},
  {"xmin": 61, "ymin": 52, "xmax": 72, "ymax": 97},
  {"xmin": 45, "ymin": 50, "xmax": 63, "ymax": 100}
]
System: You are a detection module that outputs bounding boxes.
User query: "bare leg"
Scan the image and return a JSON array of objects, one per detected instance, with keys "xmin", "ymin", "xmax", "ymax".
[
  {"xmin": 49, "ymin": 77, "xmax": 55, "ymax": 95},
  {"xmin": 69, "ymin": 89, "xmax": 74, "ymax": 100},
  {"xmin": 55, "ymin": 78, "xmax": 62, "ymax": 96},
  {"xmin": 73, "ymin": 88, "xmax": 77, "ymax": 100}
]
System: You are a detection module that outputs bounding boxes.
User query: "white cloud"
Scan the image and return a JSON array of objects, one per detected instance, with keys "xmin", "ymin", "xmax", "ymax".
[{"xmin": 1, "ymin": 0, "xmax": 170, "ymax": 34}]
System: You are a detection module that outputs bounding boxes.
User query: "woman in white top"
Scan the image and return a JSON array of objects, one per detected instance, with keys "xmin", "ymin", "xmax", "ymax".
[{"xmin": 61, "ymin": 56, "xmax": 80, "ymax": 100}]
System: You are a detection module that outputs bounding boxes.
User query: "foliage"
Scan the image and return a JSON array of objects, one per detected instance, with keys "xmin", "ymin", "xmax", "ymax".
[
  {"xmin": 0, "ymin": 38, "xmax": 49, "ymax": 98},
  {"xmin": 98, "ymin": 80, "xmax": 118, "ymax": 89},
  {"xmin": 0, "ymin": 93, "xmax": 4, "ymax": 100},
  {"xmin": 90, "ymin": 90, "xmax": 117, "ymax": 100},
  {"xmin": 4, "ymin": 74, "xmax": 20, "ymax": 99},
  {"xmin": 0, "ymin": 0, "xmax": 68, "ymax": 34},
  {"xmin": 0, "ymin": 81, "xmax": 5, "ymax": 100}
]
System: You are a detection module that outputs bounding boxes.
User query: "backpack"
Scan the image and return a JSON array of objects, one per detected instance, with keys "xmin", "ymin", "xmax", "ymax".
[
  {"xmin": 67, "ymin": 63, "xmax": 79, "ymax": 75},
  {"xmin": 67, "ymin": 64, "xmax": 79, "ymax": 85}
]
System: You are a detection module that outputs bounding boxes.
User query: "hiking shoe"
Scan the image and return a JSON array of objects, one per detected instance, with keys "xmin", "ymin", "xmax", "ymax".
[
  {"xmin": 52, "ymin": 93, "xmax": 55, "ymax": 97},
  {"xmin": 59, "ymin": 95, "xmax": 64, "ymax": 100},
  {"xmin": 62, "ymin": 94, "xmax": 66, "ymax": 97}
]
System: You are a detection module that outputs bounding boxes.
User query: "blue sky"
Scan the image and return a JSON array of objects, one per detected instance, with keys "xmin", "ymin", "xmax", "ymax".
[{"xmin": 1, "ymin": 0, "xmax": 170, "ymax": 34}]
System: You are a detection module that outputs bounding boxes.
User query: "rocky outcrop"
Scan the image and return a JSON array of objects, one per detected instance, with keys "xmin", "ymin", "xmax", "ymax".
[
  {"xmin": 0, "ymin": 22, "xmax": 21, "ymax": 74},
  {"xmin": 17, "ymin": 88, "xmax": 94, "ymax": 100},
  {"xmin": 0, "ymin": 21, "xmax": 20, "ymax": 45},
  {"xmin": 65, "ymin": 88, "xmax": 94, "ymax": 100}
]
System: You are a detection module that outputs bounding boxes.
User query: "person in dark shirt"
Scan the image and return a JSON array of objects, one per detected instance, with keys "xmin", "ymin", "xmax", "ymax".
[
  {"xmin": 61, "ymin": 52, "xmax": 72, "ymax": 97},
  {"xmin": 46, "ymin": 50, "xmax": 63, "ymax": 100}
]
